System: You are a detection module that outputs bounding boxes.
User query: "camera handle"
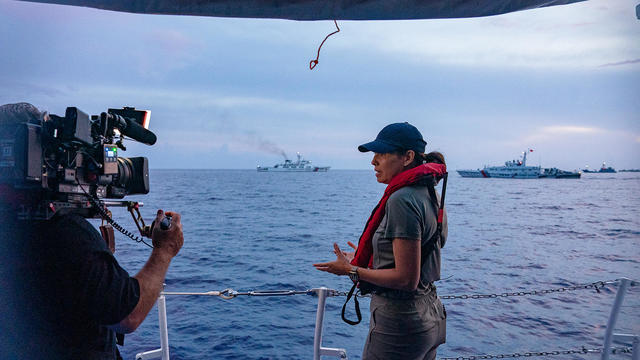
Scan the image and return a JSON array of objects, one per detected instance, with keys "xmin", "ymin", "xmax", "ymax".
[
  {"xmin": 125, "ymin": 202, "xmax": 153, "ymax": 238},
  {"xmin": 96, "ymin": 199, "xmax": 153, "ymax": 248},
  {"xmin": 101, "ymin": 200, "xmax": 152, "ymax": 238},
  {"xmin": 97, "ymin": 203, "xmax": 154, "ymax": 253},
  {"xmin": 126, "ymin": 202, "xmax": 171, "ymax": 234}
]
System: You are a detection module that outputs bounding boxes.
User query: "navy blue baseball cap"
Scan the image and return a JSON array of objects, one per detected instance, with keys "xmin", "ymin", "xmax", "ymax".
[{"xmin": 358, "ymin": 122, "xmax": 427, "ymax": 153}]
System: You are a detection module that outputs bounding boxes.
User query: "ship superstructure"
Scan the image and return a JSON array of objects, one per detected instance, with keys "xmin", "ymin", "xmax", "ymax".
[
  {"xmin": 257, "ymin": 153, "xmax": 330, "ymax": 172},
  {"xmin": 483, "ymin": 149, "xmax": 541, "ymax": 178},
  {"xmin": 457, "ymin": 149, "xmax": 581, "ymax": 179}
]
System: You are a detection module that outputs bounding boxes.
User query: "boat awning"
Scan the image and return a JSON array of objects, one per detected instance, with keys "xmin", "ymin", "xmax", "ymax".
[{"xmin": 18, "ymin": 0, "xmax": 587, "ymax": 20}]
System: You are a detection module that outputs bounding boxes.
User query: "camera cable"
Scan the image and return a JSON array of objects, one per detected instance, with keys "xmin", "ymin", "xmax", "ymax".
[{"xmin": 75, "ymin": 175, "xmax": 154, "ymax": 248}]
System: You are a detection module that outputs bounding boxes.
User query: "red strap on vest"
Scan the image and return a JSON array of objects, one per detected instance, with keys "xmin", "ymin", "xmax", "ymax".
[{"xmin": 350, "ymin": 163, "xmax": 446, "ymax": 268}]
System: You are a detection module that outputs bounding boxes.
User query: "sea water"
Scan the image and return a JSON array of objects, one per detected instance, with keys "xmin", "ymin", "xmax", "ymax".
[{"xmin": 100, "ymin": 170, "xmax": 640, "ymax": 359}]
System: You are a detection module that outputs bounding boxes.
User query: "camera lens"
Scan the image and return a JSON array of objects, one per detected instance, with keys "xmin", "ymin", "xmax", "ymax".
[{"xmin": 115, "ymin": 157, "xmax": 149, "ymax": 195}]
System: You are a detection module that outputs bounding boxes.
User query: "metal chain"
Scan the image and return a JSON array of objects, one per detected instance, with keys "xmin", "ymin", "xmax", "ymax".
[
  {"xmin": 161, "ymin": 278, "xmax": 635, "ymax": 300},
  {"xmin": 347, "ymin": 279, "xmax": 625, "ymax": 300},
  {"xmin": 163, "ymin": 288, "xmax": 313, "ymax": 300},
  {"xmin": 438, "ymin": 346, "xmax": 632, "ymax": 360},
  {"xmin": 233, "ymin": 289, "xmax": 313, "ymax": 297},
  {"xmin": 438, "ymin": 280, "xmax": 621, "ymax": 301}
]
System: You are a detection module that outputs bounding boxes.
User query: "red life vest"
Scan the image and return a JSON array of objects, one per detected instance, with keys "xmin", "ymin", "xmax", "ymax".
[{"xmin": 350, "ymin": 162, "xmax": 447, "ymax": 269}]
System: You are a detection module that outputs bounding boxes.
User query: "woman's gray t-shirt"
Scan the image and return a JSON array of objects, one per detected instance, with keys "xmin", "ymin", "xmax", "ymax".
[{"xmin": 371, "ymin": 184, "xmax": 448, "ymax": 295}]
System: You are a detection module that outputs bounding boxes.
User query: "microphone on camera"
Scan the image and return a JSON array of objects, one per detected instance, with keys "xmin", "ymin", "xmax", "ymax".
[{"xmin": 102, "ymin": 112, "xmax": 157, "ymax": 145}]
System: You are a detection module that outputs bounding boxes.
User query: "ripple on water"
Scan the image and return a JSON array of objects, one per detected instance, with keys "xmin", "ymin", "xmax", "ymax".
[{"xmin": 119, "ymin": 170, "xmax": 640, "ymax": 360}]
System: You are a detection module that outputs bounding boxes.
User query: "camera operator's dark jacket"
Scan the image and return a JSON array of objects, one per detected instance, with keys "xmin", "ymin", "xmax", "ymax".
[{"xmin": 0, "ymin": 213, "xmax": 140, "ymax": 359}]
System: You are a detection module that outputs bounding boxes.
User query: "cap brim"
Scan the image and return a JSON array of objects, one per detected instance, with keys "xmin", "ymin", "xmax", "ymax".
[{"xmin": 358, "ymin": 140, "xmax": 399, "ymax": 153}]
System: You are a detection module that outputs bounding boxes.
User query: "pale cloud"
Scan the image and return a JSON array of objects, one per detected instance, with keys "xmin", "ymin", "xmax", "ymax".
[
  {"xmin": 147, "ymin": 29, "xmax": 200, "ymax": 53},
  {"xmin": 515, "ymin": 125, "xmax": 638, "ymax": 145},
  {"xmin": 520, "ymin": 125, "xmax": 601, "ymax": 143},
  {"xmin": 161, "ymin": 131, "xmax": 276, "ymax": 155},
  {"xmin": 539, "ymin": 126, "xmax": 600, "ymax": 135},
  {"xmin": 134, "ymin": 30, "xmax": 204, "ymax": 78},
  {"xmin": 51, "ymin": 84, "xmax": 333, "ymax": 117},
  {"xmin": 160, "ymin": 131, "xmax": 225, "ymax": 150},
  {"xmin": 198, "ymin": 95, "xmax": 331, "ymax": 114},
  {"xmin": 158, "ymin": 128, "xmax": 348, "ymax": 161},
  {"xmin": 336, "ymin": 0, "xmax": 640, "ymax": 69}
]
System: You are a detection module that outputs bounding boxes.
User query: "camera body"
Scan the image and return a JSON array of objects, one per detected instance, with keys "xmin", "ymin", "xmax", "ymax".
[{"xmin": 0, "ymin": 104, "xmax": 156, "ymax": 219}]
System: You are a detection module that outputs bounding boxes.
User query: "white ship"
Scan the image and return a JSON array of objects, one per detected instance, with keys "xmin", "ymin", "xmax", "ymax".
[
  {"xmin": 457, "ymin": 149, "xmax": 541, "ymax": 178},
  {"xmin": 483, "ymin": 149, "xmax": 541, "ymax": 178},
  {"xmin": 457, "ymin": 150, "xmax": 582, "ymax": 179},
  {"xmin": 257, "ymin": 153, "xmax": 330, "ymax": 172}
]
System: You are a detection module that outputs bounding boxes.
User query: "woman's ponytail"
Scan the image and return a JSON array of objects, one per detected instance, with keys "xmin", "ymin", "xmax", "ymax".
[
  {"xmin": 418, "ymin": 151, "xmax": 446, "ymax": 183},
  {"xmin": 422, "ymin": 151, "xmax": 445, "ymax": 166},
  {"xmin": 409, "ymin": 150, "xmax": 446, "ymax": 169}
]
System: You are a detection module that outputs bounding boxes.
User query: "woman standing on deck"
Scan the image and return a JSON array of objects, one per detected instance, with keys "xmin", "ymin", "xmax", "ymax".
[{"xmin": 314, "ymin": 122, "xmax": 448, "ymax": 360}]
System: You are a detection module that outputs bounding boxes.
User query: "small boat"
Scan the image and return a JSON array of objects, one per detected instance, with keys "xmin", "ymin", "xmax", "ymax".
[
  {"xmin": 598, "ymin": 162, "xmax": 617, "ymax": 173},
  {"xmin": 583, "ymin": 162, "xmax": 617, "ymax": 173},
  {"xmin": 539, "ymin": 168, "xmax": 581, "ymax": 179},
  {"xmin": 257, "ymin": 153, "xmax": 330, "ymax": 172}
]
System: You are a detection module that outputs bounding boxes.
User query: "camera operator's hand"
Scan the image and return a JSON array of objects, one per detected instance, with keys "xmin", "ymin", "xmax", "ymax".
[
  {"xmin": 114, "ymin": 209, "xmax": 184, "ymax": 334},
  {"xmin": 151, "ymin": 210, "xmax": 183, "ymax": 258}
]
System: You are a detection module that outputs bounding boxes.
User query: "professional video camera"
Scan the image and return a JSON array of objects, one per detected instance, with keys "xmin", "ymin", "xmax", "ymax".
[{"xmin": 0, "ymin": 104, "xmax": 157, "ymax": 230}]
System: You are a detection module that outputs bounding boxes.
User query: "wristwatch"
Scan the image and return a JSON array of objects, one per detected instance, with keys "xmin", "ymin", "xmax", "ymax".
[{"xmin": 348, "ymin": 266, "xmax": 360, "ymax": 283}]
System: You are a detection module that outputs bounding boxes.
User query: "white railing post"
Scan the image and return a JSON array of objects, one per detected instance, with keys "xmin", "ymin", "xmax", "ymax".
[
  {"xmin": 312, "ymin": 287, "xmax": 347, "ymax": 360},
  {"xmin": 158, "ymin": 294, "xmax": 170, "ymax": 360},
  {"xmin": 602, "ymin": 278, "xmax": 631, "ymax": 360},
  {"xmin": 135, "ymin": 293, "xmax": 170, "ymax": 360},
  {"xmin": 313, "ymin": 287, "xmax": 327, "ymax": 360}
]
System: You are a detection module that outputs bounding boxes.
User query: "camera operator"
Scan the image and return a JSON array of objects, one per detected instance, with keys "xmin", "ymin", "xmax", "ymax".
[
  {"xmin": 0, "ymin": 103, "xmax": 184, "ymax": 359},
  {"xmin": 0, "ymin": 203, "xmax": 183, "ymax": 359}
]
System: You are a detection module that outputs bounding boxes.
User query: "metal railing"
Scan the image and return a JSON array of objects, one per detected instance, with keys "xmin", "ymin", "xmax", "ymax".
[
  {"xmin": 135, "ymin": 278, "xmax": 637, "ymax": 360},
  {"xmin": 135, "ymin": 287, "xmax": 347, "ymax": 360},
  {"xmin": 602, "ymin": 278, "xmax": 638, "ymax": 360}
]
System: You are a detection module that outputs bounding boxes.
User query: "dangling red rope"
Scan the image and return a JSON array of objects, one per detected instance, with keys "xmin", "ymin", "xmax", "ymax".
[{"xmin": 309, "ymin": 20, "xmax": 340, "ymax": 70}]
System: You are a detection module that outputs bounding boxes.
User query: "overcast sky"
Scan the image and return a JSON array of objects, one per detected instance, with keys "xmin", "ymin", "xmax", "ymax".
[{"xmin": 1, "ymin": 0, "xmax": 639, "ymax": 170}]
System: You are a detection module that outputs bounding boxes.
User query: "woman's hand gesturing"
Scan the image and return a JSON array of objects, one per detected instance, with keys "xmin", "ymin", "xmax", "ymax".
[
  {"xmin": 313, "ymin": 242, "xmax": 354, "ymax": 276},
  {"xmin": 343, "ymin": 241, "xmax": 357, "ymax": 262}
]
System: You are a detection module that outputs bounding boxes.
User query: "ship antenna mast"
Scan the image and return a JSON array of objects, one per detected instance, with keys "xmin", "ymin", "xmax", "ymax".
[{"xmin": 523, "ymin": 148, "xmax": 533, "ymax": 166}]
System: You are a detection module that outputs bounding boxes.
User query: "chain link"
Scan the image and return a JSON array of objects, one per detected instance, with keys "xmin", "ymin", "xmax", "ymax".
[
  {"xmin": 163, "ymin": 288, "xmax": 312, "ymax": 299},
  {"xmin": 438, "ymin": 346, "xmax": 632, "ymax": 360},
  {"xmin": 162, "ymin": 278, "xmax": 635, "ymax": 300},
  {"xmin": 439, "ymin": 280, "xmax": 620, "ymax": 301}
]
